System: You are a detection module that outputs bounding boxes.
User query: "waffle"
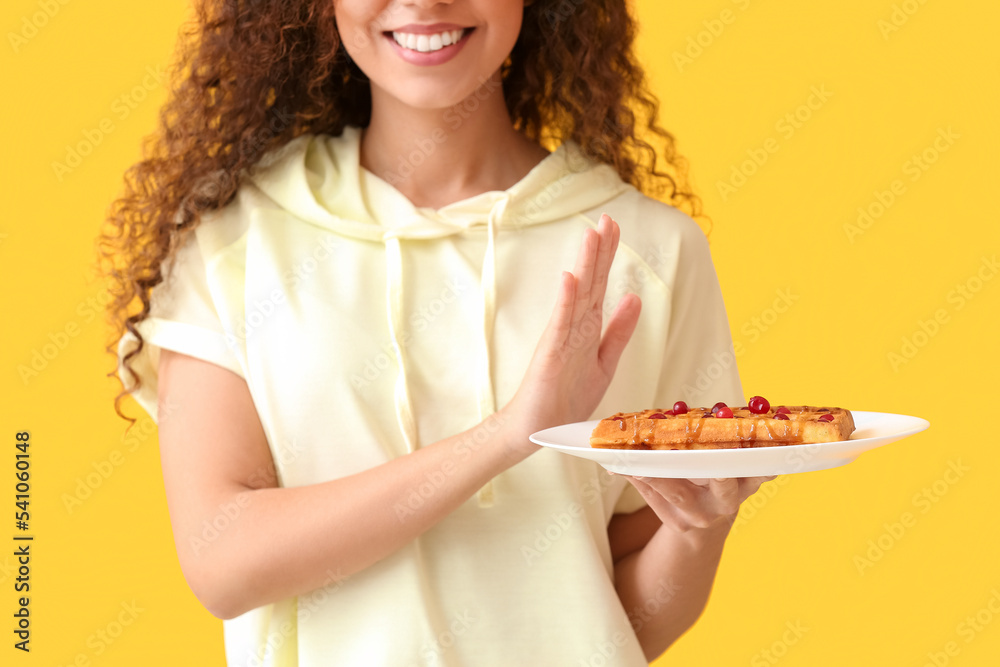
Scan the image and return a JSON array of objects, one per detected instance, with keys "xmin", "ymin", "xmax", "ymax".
[{"xmin": 590, "ymin": 405, "xmax": 854, "ymax": 450}]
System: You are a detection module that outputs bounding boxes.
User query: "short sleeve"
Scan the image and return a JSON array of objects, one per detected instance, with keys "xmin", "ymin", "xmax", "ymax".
[
  {"xmin": 654, "ymin": 220, "xmax": 744, "ymax": 408},
  {"xmin": 117, "ymin": 228, "xmax": 244, "ymax": 423},
  {"xmin": 610, "ymin": 217, "xmax": 743, "ymax": 516}
]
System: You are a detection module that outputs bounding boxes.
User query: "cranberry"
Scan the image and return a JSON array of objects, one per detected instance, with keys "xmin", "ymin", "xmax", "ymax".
[
  {"xmin": 818, "ymin": 414, "xmax": 834, "ymax": 422},
  {"xmin": 649, "ymin": 412, "xmax": 668, "ymax": 419},
  {"xmin": 818, "ymin": 408, "xmax": 831, "ymax": 413},
  {"xmin": 775, "ymin": 407, "xmax": 791, "ymax": 415},
  {"xmin": 673, "ymin": 401, "xmax": 688, "ymax": 414},
  {"xmin": 774, "ymin": 413, "xmax": 790, "ymax": 420},
  {"xmin": 748, "ymin": 396, "xmax": 770, "ymax": 414},
  {"xmin": 716, "ymin": 406, "xmax": 734, "ymax": 418},
  {"xmin": 711, "ymin": 402, "xmax": 727, "ymax": 414}
]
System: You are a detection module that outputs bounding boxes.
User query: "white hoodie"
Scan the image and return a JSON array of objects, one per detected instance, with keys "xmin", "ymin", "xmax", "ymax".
[{"xmin": 119, "ymin": 125, "xmax": 743, "ymax": 666}]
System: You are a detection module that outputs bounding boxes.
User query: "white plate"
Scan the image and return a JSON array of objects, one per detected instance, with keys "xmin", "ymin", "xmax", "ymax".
[{"xmin": 529, "ymin": 411, "xmax": 930, "ymax": 478}]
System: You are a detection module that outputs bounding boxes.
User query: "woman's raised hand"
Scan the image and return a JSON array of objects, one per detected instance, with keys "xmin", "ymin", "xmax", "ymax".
[{"xmin": 501, "ymin": 213, "xmax": 641, "ymax": 453}]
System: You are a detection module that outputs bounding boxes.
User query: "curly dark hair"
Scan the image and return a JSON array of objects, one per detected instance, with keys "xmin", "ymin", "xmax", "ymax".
[{"xmin": 100, "ymin": 0, "xmax": 708, "ymax": 427}]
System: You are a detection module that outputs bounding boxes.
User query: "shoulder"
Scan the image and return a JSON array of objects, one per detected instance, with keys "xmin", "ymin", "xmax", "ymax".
[
  {"xmin": 579, "ymin": 186, "xmax": 713, "ymax": 286},
  {"xmin": 187, "ymin": 156, "xmax": 298, "ymax": 263},
  {"xmin": 613, "ymin": 187, "xmax": 707, "ymax": 250}
]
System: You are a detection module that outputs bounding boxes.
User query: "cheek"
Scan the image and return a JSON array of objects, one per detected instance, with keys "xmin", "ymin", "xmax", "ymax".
[
  {"xmin": 491, "ymin": 11, "xmax": 524, "ymax": 55},
  {"xmin": 334, "ymin": 3, "xmax": 378, "ymax": 57}
]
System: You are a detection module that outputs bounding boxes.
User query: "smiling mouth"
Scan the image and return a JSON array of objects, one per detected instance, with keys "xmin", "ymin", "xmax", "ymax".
[{"xmin": 386, "ymin": 28, "xmax": 473, "ymax": 53}]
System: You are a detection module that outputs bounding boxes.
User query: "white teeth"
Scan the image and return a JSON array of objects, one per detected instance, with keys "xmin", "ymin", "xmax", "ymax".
[{"xmin": 392, "ymin": 29, "xmax": 465, "ymax": 53}]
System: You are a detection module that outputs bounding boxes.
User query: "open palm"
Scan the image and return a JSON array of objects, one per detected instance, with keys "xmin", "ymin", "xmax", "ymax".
[{"xmin": 502, "ymin": 213, "xmax": 642, "ymax": 448}]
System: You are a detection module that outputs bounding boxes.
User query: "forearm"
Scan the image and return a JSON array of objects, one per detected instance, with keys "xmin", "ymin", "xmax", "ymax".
[
  {"xmin": 187, "ymin": 412, "xmax": 530, "ymax": 619},
  {"xmin": 613, "ymin": 520, "xmax": 732, "ymax": 661}
]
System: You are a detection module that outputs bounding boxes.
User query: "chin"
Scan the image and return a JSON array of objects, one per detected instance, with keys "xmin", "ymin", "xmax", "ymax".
[{"xmin": 377, "ymin": 79, "xmax": 498, "ymax": 115}]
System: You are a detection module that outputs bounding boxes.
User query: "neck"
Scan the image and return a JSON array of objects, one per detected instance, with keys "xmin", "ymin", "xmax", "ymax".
[{"xmin": 360, "ymin": 72, "xmax": 549, "ymax": 210}]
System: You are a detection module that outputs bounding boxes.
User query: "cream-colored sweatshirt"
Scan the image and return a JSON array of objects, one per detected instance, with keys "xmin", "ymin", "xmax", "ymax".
[{"xmin": 119, "ymin": 126, "xmax": 743, "ymax": 666}]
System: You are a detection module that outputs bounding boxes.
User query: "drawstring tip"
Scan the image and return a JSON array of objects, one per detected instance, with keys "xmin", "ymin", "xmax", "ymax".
[{"xmin": 476, "ymin": 480, "xmax": 495, "ymax": 508}]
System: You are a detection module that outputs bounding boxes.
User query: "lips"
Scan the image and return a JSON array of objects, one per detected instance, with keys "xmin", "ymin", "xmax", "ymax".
[{"xmin": 382, "ymin": 26, "xmax": 474, "ymax": 66}]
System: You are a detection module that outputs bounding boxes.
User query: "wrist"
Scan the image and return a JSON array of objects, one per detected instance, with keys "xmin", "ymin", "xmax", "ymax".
[
  {"xmin": 676, "ymin": 515, "xmax": 734, "ymax": 549},
  {"xmin": 492, "ymin": 404, "xmax": 540, "ymax": 465},
  {"xmin": 650, "ymin": 512, "xmax": 733, "ymax": 552}
]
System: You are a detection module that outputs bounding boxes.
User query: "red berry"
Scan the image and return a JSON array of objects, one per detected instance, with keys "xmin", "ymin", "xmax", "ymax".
[
  {"xmin": 775, "ymin": 407, "xmax": 791, "ymax": 415},
  {"xmin": 716, "ymin": 406, "xmax": 734, "ymax": 418},
  {"xmin": 711, "ymin": 402, "xmax": 727, "ymax": 414},
  {"xmin": 748, "ymin": 396, "xmax": 770, "ymax": 414},
  {"xmin": 649, "ymin": 412, "xmax": 668, "ymax": 419},
  {"xmin": 818, "ymin": 414, "xmax": 834, "ymax": 422},
  {"xmin": 774, "ymin": 413, "xmax": 790, "ymax": 420},
  {"xmin": 672, "ymin": 401, "xmax": 688, "ymax": 414}
]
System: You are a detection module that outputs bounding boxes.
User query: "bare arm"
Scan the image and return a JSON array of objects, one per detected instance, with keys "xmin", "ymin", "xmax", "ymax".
[
  {"xmin": 155, "ymin": 213, "xmax": 640, "ymax": 620},
  {"xmin": 608, "ymin": 476, "xmax": 773, "ymax": 661},
  {"xmin": 157, "ymin": 351, "xmax": 530, "ymax": 619}
]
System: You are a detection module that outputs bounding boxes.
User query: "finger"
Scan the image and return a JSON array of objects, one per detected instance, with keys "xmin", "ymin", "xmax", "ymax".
[
  {"xmin": 571, "ymin": 228, "xmax": 599, "ymax": 322},
  {"xmin": 627, "ymin": 478, "xmax": 694, "ymax": 532},
  {"xmin": 540, "ymin": 271, "xmax": 576, "ymax": 350},
  {"xmin": 737, "ymin": 475, "xmax": 777, "ymax": 503},
  {"xmin": 597, "ymin": 293, "xmax": 641, "ymax": 376},
  {"xmin": 708, "ymin": 478, "xmax": 741, "ymax": 516},
  {"xmin": 624, "ymin": 476, "xmax": 657, "ymax": 508},
  {"xmin": 629, "ymin": 476, "xmax": 699, "ymax": 508},
  {"xmin": 589, "ymin": 214, "xmax": 617, "ymax": 312},
  {"xmin": 640, "ymin": 477, "xmax": 725, "ymax": 529},
  {"xmin": 627, "ymin": 477, "xmax": 687, "ymax": 518}
]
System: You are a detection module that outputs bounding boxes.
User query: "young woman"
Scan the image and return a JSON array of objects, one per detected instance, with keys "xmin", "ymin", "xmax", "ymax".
[{"xmin": 103, "ymin": 1, "xmax": 772, "ymax": 664}]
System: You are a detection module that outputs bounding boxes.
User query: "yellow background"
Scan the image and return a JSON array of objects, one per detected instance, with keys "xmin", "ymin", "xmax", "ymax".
[{"xmin": 2, "ymin": 0, "xmax": 997, "ymax": 664}]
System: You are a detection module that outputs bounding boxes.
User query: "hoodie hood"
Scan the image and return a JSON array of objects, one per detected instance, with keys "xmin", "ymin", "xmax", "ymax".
[{"xmin": 247, "ymin": 126, "xmax": 632, "ymax": 506}]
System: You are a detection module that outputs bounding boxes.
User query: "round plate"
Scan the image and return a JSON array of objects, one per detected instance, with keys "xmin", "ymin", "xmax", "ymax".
[{"xmin": 529, "ymin": 411, "xmax": 930, "ymax": 478}]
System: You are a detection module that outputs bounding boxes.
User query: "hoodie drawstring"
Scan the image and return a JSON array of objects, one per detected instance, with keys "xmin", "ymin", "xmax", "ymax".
[
  {"xmin": 472, "ymin": 193, "xmax": 509, "ymax": 507},
  {"xmin": 381, "ymin": 193, "xmax": 511, "ymax": 506},
  {"xmin": 384, "ymin": 235, "xmax": 419, "ymax": 454}
]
